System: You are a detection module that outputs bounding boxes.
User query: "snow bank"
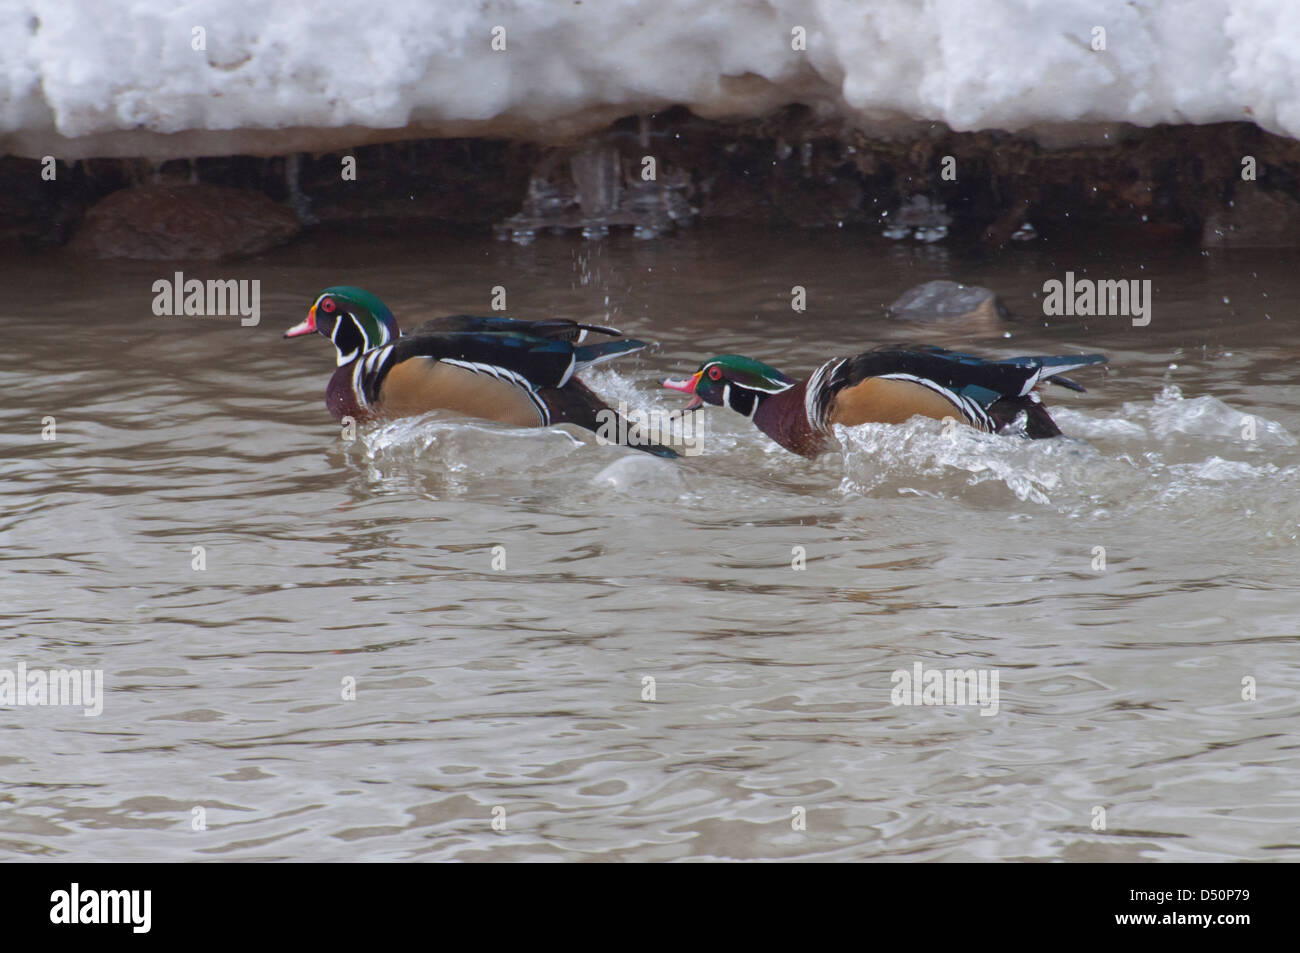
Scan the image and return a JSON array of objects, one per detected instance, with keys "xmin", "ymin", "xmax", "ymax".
[{"xmin": 2, "ymin": 0, "xmax": 1296, "ymax": 158}]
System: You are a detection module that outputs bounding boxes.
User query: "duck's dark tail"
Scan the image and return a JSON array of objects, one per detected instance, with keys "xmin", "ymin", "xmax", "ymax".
[
  {"xmin": 572, "ymin": 338, "xmax": 648, "ymax": 373},
  {"xmin": 988, "ymin": 353, "xmax": 1106, "ymax": 438},
  {"xmin": 1018, "ymin": 353, "xmax": 1108, "ymax": 392},
  {"xmin": 542, "ymin": 379, "xmax": 679, "ymax": 458},
  {"xmin": 988, "ymin": 395, "xmax": 1064, "ymax": 438},
  {"xmin": 412, "ymin": 315, "xmax": 624, "ymax": 342}
]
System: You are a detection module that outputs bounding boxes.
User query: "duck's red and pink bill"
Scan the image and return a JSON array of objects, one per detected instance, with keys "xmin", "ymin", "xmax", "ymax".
[
  {"xmin": 283, "ymin": 304, "xmax": 317, "ymax": 338},
  {"xmin": 663, "ymin": 372, "xmax": 704, "ymax": 410}
]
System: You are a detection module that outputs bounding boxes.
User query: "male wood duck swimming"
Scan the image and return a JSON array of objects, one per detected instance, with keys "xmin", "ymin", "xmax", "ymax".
[
  {"xmin": 285, "ymin": 286, "xmax": 676, "ymax": 457},
  {"xmin": 663, "ymin": 346, "xmax": 1107, "ymax": 457}
]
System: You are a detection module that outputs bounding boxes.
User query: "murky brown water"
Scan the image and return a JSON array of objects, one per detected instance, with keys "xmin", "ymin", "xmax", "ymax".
[{"xmin": 3, "ymin": 225, "xmax": 1298, "ymax": 861}]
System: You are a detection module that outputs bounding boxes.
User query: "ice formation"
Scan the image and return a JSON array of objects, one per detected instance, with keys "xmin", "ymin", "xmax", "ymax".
[{"xmin": 1, "ymin": 0, "xmax": 1297, "ymax": 158}]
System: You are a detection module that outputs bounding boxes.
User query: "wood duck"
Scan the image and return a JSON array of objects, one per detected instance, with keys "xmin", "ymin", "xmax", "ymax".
[
  {"xmin": 285, "ymin": 286, "xmax": 676, "ymax": 457},
  {"xmin": 663, "ymin": 345, "xmax": 1107, "ymax": 457}
]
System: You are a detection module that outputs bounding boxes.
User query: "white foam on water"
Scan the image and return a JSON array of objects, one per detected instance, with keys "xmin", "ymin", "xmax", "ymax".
[
  {"xmin": 348, "ymin": 380, "xmax": 1300, "ymax": 545},
  {"xmin": 832, "ymin": 387, "xmax": 1299, "ymax": 517}
]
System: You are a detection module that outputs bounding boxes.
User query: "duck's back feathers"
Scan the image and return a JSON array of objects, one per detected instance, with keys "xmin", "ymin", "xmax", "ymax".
[
  {"xmin": 820, "ymin": 345, "xmax": 1106, "ymax": 436},
  {"xmin": 373, "ymin": 331, "xmax": 645, "ymax": 396},
  {"xmin": 411, "ymin": 314, "xmax": 623, "ymax": 343},
  {"xmin": 844, "ymin": 346, "xmax": 1105, "ymax": 397}
]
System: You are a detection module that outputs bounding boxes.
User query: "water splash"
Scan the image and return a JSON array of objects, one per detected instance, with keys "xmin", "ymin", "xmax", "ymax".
[{"xmin": 829, "ymin": 387, "xmax": 1299, "ymax": 535}]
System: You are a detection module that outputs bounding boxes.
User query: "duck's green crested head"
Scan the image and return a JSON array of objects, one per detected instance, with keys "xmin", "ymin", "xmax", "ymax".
[
  {"xmin": 284, "ymin": 286, "xmax": 400, "ymax": 365},
  {"xmin": 662, "ymin": 354, "xmax": 796, "ymax": 416}
]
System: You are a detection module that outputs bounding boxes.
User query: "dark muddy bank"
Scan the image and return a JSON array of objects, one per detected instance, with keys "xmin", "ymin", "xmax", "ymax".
[{"xmin": 3, "ymin": 108, "xmax": 1297, "ymax": 258}]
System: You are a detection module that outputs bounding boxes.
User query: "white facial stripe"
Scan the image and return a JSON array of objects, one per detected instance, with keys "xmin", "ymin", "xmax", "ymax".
[
  {"xmin": 331, "ymin": 312, "xmax": 349, "ymax": 365},
  {"xmin": 708, "ymin": 364, "xmax": 792, "ymax": 394},
  {"xmin": 719, "ymin": 382, "xmax": 763, "ymax": 420},
  {"xmin": 750, "ymin": 377, "xmax": 795, "ymax": 394},
  {"xmin": 333, "ymin": 311, "xmax": 376, "ymax": 367}
]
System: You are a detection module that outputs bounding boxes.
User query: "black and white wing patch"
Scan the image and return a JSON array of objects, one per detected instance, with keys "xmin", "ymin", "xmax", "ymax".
[
  {"xmin": 804, "ymin": 358, "xmax": 848, "ymax": 432},
  {"xmin": 438, "ymin": 358, "xmax": 552, "ymax": 424},
  {"xmin": 874, "ymin": 373, "xmax": 997, "ymax": 432},
  {"xmin": 350, "ymin": 344, "xmax": 397, "ymax": 409}
]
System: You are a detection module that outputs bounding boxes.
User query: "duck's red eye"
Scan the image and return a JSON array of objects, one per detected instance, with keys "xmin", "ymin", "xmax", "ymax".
[
  {"xmin": 707, "ymin": 366, "xmax": 722, "ymax": 381},
  {"xmin": 320, "ymin": 298, "xmax": 336, "ymax": 313}
]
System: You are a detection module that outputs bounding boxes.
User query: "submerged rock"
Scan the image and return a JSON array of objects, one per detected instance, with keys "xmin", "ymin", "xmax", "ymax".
[
  {"xmin": 70, "ymin": 184, "xmax": 300, "ymax": 259},
  {"xmin": 889, "ymin": 281, "xmax": 1009, "ymax": 324},
  {"xmin": 1201, "ymin": 189, "xmax": 1300, "ymax": 247}
]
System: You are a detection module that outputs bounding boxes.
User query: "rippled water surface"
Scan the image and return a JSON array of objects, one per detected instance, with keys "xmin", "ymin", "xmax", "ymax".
[{"xmin": 3, "ymin": 226, "xmax": 1299, "ymax": 861}]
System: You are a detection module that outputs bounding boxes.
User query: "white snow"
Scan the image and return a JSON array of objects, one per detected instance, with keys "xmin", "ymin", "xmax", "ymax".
[{"xmin": 1, "ymin": 0, "xmax": 1297, "ymax": 158}]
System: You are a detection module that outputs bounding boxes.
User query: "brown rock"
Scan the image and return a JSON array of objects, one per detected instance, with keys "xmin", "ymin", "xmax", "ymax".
[
  {"xmin": 889, "ymin": 280, "xmax": 1009, "ymax": 321},
  {"xmin": 887, "ymin": 281, "xmax": 1009, "ymax": 337},
  {"xmin": 70, "ymin": 184, "xmax": 300, "ymax": 259}
]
